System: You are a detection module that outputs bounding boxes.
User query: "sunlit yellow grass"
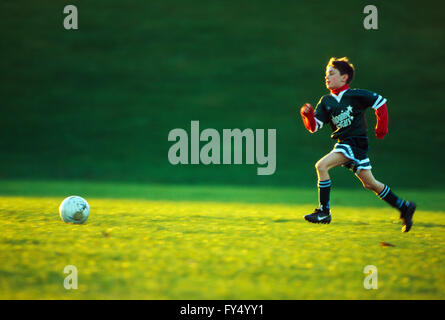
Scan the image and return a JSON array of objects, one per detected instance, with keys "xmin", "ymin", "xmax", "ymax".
[{"xmin": 1, "ymin": 196, "xmax": 444, "ymax": 299}]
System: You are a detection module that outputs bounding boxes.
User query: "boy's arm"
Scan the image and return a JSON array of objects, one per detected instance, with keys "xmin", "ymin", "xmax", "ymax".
[
  {"xmin": 300, "ymin": 97, "xmax": 329, "ymax": 133},
  {"xmin": 375, "ymin": 103, "xmax": 388, "ymax": 139},
  {"xmin": 357, "ymin": 89, "xmax": 388, "ymax": 139},
  {"xmin": 300, "ymin": 103, "xmax": 316, "ymax": 132}
]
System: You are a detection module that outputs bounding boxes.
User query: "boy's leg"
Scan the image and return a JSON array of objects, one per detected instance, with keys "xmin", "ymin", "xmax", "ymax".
[
  {"xmin": 304, "ymin": 152, "xmax": 349, "ymax": 224},
  {"xmin": 315, "ymin": 152, "xmax": 350, "ymax": 210},
  {"xmin": 354, "ymin": 169, "xmax": 384, "ymax": 194},
  {"xmin": 355, "ymin": 169, "xmax": 416, "ymax": 232},
  {"xmin": 315, "ymin": 152, "xmax": 350, "ymax": 181}
]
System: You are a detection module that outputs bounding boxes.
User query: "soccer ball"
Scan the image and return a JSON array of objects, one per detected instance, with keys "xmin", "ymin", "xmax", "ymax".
[{"xmin": 59, "ymin": 196, "xmax": 90, "ymax": 224}]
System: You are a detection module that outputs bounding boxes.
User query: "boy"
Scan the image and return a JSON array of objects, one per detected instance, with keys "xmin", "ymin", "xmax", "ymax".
[{"xmin": 300, "ymin": 57, "xmax": 416, "ymax": 232}]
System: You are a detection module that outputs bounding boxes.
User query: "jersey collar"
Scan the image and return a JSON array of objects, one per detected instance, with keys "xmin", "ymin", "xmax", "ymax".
[{"xmin": 330, "ymin": 84, "xmax": 350, "ymax": 103}]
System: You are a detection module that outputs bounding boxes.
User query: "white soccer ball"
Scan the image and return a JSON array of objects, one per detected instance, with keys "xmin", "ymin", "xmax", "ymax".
[{"xmin": 59, "ymin": 196, "xmax": 90, "ymax": 224}]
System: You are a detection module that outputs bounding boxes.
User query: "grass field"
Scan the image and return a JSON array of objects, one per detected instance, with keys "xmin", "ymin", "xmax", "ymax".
[{"xmin": 1, "ymin": 181, "xmax": 444, "ymax": 299}]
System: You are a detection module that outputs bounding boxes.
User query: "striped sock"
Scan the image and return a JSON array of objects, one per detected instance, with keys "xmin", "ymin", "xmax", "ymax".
[
  {"xmin": 377, "ymin": 185, "xmax": 406, "ymax": 210},
  {"xmin": 318, "ymin": 179, "xmax": 331, "ymax": 211}
]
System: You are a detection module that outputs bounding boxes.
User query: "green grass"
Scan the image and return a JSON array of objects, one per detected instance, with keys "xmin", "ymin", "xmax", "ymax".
[
  {"xmin": 0, "ymin": 179, "xmax": 444, "ymax": 211},
  {"xmin": 1, "ymin": 181, "xmax": 444, "ymax": 299}
]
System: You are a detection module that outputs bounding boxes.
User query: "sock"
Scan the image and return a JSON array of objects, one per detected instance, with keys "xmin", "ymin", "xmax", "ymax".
[
  {"xmin": 318, "ymin": 179, "xmax": 331, "ymax": 211},
  {"xmin": 377, "ymin": 185, "xmax": 406, "ymax": 211}
]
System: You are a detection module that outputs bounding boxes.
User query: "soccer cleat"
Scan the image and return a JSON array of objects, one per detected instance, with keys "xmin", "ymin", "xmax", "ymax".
[
  {"xmin": 304, "ymin": 208, "xmax": 332, "ymax": 224},
  {"xmin": 400, "ymin": 201, "xmax": 416, "ymax": 233}
]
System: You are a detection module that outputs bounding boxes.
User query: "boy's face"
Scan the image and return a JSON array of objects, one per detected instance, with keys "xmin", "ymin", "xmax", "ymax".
[{"xmin": 325, "ymin": 65, "xmax": 348, "ymax": 90}]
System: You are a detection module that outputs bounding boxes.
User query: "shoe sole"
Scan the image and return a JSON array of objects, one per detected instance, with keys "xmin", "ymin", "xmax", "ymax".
[
  {"xmin": 401, "ymin": 202, "xmax": 416, "ymax": 233},
  {"xmin": 304, "ymin": 216, "xmax": 331, "ymax": 224}
]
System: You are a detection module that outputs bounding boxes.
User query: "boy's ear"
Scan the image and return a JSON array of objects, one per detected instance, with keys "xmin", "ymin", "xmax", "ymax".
[{"xmin": 341, "ymin": 73, "xmax": 349, "ymax": 83}]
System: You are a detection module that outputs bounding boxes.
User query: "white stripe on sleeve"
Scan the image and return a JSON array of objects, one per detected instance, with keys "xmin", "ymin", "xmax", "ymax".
[
  {"xmin": 371, "ymin": 95, "xmax": 387, "ymax": 110},
  {"xmin": 373, "ymin": 98, "xmax": 387, "ymax": 110},
  {"xmin": 314, "ymin": 117, "xmax": 324, "ymax": 132}
]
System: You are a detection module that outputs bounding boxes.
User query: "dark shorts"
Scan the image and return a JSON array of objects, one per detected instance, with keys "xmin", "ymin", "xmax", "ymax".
[{"xmin": 331, "ymin": 136, "xmax": 371, "ymax": 174}]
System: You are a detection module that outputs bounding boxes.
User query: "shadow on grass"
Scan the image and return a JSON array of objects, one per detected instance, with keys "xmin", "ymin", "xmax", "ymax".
[
  {"xmin": 329, "ymin": 221, "xmax": 373, "ymax": 226},
  {"xmin": 272, "ymin": 219, "xmax": 301, "ymax": 223},
  {"xmin": 415, "ymin": 222, "xmax": 445, "ymax": 229}
]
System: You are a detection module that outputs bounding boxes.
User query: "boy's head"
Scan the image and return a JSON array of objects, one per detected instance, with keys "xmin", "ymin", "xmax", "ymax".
[{"xmin": 325, "ymin": 57, "xmax": 354, "ymax": 90}]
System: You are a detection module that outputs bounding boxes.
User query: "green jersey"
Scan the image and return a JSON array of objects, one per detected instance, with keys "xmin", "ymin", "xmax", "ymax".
[{"xmin": 314, "ymin": 88, "xmax": 387, "ymax": 140}]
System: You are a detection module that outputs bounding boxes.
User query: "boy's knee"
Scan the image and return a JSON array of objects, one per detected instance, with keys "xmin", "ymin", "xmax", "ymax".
[
  {"xmin": 315, "ymin": 160, "xmax": 326, "ymax": 173},
  {"xmin": 362, "ymin": 182, "xmax": 377, "ymax": 192}
]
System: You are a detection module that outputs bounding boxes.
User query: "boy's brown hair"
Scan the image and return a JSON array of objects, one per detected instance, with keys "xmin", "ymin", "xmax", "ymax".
[{"xmin": 327, "ymin": 57, "xmax": 354, "ymax": 84}]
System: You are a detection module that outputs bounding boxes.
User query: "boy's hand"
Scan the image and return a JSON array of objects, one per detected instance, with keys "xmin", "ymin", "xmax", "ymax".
[
  {"xmin": 375, "ymin": 127, "xmax": 388, "ymax": 139},
  {"xmin": 300, "ymin": 103, "xmax": 316, "ymax": 132},
  {"xmin": 300, "ymin": 103, "xmax": 314, "ymax": 117}
]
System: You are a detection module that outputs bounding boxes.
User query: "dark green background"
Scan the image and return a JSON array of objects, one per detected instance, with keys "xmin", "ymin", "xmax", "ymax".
[{"xmin": 1, "ymin": 0, "xmax": 444, "ymax": 189}]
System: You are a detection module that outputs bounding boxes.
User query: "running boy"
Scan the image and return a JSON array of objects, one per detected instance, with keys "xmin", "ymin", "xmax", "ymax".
[{"xmin": 300, "ymin": 57, "xmax": 416, "ymax": 232}]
